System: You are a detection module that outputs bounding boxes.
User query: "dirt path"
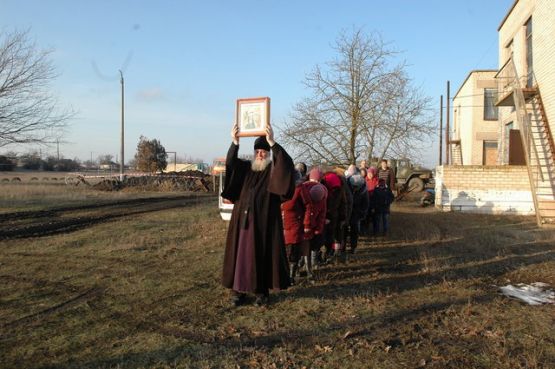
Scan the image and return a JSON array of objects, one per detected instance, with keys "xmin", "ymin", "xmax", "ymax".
[{"xmin": 0, "ymin": 194, "xmax": 215, "ymax": 240}]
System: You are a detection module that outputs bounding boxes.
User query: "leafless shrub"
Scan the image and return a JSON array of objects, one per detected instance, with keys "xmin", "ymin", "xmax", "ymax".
[{"xmin": 0, "ymin": 29, "xmax": 74, "ymax": 147}]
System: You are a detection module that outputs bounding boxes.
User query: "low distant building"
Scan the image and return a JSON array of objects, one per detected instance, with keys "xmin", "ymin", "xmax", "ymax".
[
  {"xmin": 99, "ymin": 162, "xmax": 117, "ymax": 170},
  {"xmin": 164, "ymin": 163, "xmax": 209, "ymax": 173},
  {"xmin": 211, "ymin": 157, "xmax": 226, "ymax": 175}
]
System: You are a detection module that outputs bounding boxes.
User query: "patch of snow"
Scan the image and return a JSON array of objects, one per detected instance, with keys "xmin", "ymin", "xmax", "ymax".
[{"xmin": 499, "ymin": 283, "xmax": 555, "ymax": 305}]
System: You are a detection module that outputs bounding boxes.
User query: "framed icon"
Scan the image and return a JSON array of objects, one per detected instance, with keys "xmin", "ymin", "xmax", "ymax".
[{"xmin": 236, "ymin": 97, "xmax": 270, "ymax": 137}]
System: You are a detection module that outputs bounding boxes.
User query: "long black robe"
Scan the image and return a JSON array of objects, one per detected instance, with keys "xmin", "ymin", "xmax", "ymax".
[{"xmin": 221, "ymin": 142, "xmax": 295, "ymax": 292}]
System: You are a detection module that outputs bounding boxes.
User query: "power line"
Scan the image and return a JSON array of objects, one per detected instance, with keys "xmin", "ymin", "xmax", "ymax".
[
  {"xmin": 473, "ymin": 37, "xmax": 498, "ymax": 70},
  {"xmin": 443, "ymin": 105, "xmax": 497, "ymax": 108},
  {"xmin": 450, "ymin": 90, "xmax": 502, "ymax": 99}
]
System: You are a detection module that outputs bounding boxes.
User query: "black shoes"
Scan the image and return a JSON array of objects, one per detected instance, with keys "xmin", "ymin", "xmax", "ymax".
[
  {"xmin": 230, "ymin": 291, "xmax": 269, "ymax": 307},
  {"xmin": 254, "ymin": 293, "xmax": 269, "ymax": 307},
  {"xmin": 231, "ymin": 292, "xmax": 246, "ymax": 307}
]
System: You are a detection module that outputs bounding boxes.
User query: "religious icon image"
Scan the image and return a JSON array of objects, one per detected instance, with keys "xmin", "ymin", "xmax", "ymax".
[{"xmin": 236, "ymin": 97, "xmax": 270, "ymax": 137}]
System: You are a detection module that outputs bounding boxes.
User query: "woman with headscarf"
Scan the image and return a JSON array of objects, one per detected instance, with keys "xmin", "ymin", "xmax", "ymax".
[
  {"xmin": 281, "ymin": 170, "xmax": 306, "ymax": 285},
  {"xmin": 299, "ymin": 168, "xmax": 328, "ymax": 277}
]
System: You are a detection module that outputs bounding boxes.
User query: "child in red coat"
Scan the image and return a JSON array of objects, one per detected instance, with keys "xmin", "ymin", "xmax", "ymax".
[
  {"xmin": 281, "ymin": 171, "xmax": 306, "ymax": 284},
  {"xmin": 363, "ymin": 167, "xmax": 379, "ymax": 234},
  {"xmin": 300, "ymin": 168, "xmax": 327, "ymax": 276}
]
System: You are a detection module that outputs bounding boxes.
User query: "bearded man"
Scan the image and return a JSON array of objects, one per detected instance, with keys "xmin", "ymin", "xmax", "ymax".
[{"xmin": 221, "ymin": 123, "xmax": 295, "ymax": 306}]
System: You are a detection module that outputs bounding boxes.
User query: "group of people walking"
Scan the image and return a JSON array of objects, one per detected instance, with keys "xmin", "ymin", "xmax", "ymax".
[
  {"xmin": 281, "ymin": 160, "xmax": 394, "ymax": 286},
  {"xmin": 221, "ymin": 125, "xmax": 395, "ymax": 307}
]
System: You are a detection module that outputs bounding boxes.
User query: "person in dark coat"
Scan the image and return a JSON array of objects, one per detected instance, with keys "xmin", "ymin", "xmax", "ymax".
[
  {"xmin": 377, "ymin": 159, "xmax": 396, "ymax": 190},
  {"xmin": 221, "ymin": 123, "xmax": 295, "ymax": 306},
  {"xmin": 322, "ymin": 171, "xmax": 347, "ymax": 262},
  {"xmin": 371, "ymin": 178, "xmax": 394, "ymax": 236},
  {"xmin": 295, "ymin": 162, "xmax": 308, "ymax": 181},
  {"xmin": 338, "ymin": 173, "xmax": 353, "ymax": 262},
  {"xmin": 346, "ymin": 174, "xmax": 369, "ymax": 253}
]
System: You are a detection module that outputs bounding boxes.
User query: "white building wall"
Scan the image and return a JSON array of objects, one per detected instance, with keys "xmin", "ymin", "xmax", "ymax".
[
  {"xmin": 498, "ymin": 0, "xmax": 535, "ymax": 82},
  {"xmin": 453, "ymin": 71, "xmax": 498, "ymax": 165},
  {"xmin": 453, "ymin": 77, "xmax": 474, "ymax": 165}
]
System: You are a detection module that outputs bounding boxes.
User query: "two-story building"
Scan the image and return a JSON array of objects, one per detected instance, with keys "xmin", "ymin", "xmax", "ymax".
[
  {"xmin": 438, "ymin": 0, "xmax": 555, "ymax": 225},
  {"xmin": 451, "ymin": 70, "xmax": 499, "ymax": 165}
]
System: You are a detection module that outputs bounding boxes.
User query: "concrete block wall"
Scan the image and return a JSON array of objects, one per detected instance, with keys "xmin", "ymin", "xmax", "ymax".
[{"xmin": 435, "ymin": 165, "xmax": 534, "ymax": 215}]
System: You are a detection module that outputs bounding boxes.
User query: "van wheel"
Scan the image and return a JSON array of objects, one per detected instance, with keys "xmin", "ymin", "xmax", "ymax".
[{"xmin": 408, "ymin": 177, "xmax": 424, "ymax": 192}]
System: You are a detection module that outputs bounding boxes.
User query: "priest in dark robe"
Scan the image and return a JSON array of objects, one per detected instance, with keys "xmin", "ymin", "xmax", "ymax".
[{"xmin": 221, "ymin": 122, "xmax": 295, "ymax": 306}]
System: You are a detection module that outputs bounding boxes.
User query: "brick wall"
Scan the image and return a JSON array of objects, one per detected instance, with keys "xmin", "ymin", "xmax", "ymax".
[
  {"xmin": 435, "ymin": 165, "xmax": 534, "ymax": 214},
  {"xmin": 497, "ymin": 0, "xmax": 555, "ymax": 164},
  {"xmin": 534, "ymin": 0, "xmax": 555, "ymax": 140}
]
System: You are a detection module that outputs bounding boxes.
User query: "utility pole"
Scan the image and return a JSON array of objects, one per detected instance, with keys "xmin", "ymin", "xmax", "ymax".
[
  {"xmin": 446, "ymin": 81, "xmax": 451, "ymax": 165},
  {"xmin": 119, "ymin": 70, "xmax": 125, "ymax": 181},
  {"xmin": 56, "ymin": 138, "xmax": 60, "ymax": 161},
  {"xmin": 39, "ymin": 148, "xmax": 43, "ymax": 171},
  {"xmin": 439, "ymin": 95, "xmax": 443, "ymax": 166}
]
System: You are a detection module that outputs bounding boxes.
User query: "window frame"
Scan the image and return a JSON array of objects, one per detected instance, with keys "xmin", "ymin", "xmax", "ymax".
[{"xmin": 483, "ymin": 88, "xmax": 499, "ymax": 121}]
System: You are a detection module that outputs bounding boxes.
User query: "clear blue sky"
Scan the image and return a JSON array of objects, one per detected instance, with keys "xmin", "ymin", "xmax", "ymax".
[{"xmin": 0, "ymin": 0, "xmax": 514, "ymax": 166}]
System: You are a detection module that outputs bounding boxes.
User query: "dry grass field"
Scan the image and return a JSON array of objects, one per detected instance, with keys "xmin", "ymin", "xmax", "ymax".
[{"xmin": 0, "ymin": 184, "xmax": 554, "ymax": 369}]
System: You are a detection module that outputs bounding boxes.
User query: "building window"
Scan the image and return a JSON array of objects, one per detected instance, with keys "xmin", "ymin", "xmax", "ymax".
[
  {"xmin": 484, "ymin": 88, "xmax": 498, "ymax": 120},
  {"xmin": 525, "ymin": 17, "xmax": 533, "ymax": 87}
]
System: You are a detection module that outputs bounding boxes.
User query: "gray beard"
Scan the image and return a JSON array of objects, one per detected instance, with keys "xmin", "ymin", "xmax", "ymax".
[{"xmin": 251, "ymin": 157, "xmax": 271, "ymax": 172}]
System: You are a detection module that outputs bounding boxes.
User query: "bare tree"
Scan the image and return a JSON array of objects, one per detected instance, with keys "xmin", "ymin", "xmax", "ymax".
[
  {"xmin": 177, "ymin": 154, "xmax": 204, "ymax": 164},
  {"xmin": 0, "ymin": 29, "xmax": 74, "ymax": 147},
  {"xmin": 97, "ymin": 154, "xmax": 114, "ymax": 165},
  {"xmin": 280, "ymin": 28, "xmax": 434, "ymax": 165}
]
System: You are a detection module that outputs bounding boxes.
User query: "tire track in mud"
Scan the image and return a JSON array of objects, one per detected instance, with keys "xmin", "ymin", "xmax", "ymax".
[
  {"xmin": 0, "ymin": 195, "xmax": 213, "ymax": 240},
  {"xmin": 0, "ymin": 287, "xmax": 105, "ymax": 330},
  {"xmin": 0, "ymin": 195, "xmax": 205, "ymax": 222}
]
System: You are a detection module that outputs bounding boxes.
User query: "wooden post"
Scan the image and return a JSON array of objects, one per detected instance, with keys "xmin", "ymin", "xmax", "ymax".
[
  {"xmin": 446, "ymin": 81, "xmax": 450, "ymax": 165},
  {"xmin": 439, "ymin": 95, "xmax": 443, "ymax": 165}
]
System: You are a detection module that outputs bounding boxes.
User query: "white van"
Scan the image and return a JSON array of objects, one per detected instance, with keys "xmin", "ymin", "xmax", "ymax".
[{"xmin": 218, "ymin": 171, "xmax": 234, "ymax": 221}]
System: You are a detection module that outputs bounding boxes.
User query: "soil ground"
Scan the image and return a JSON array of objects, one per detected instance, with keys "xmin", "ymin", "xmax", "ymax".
[{"xmin": 0, "ymin": 187, "xmax": 554, "ymax": 369}]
